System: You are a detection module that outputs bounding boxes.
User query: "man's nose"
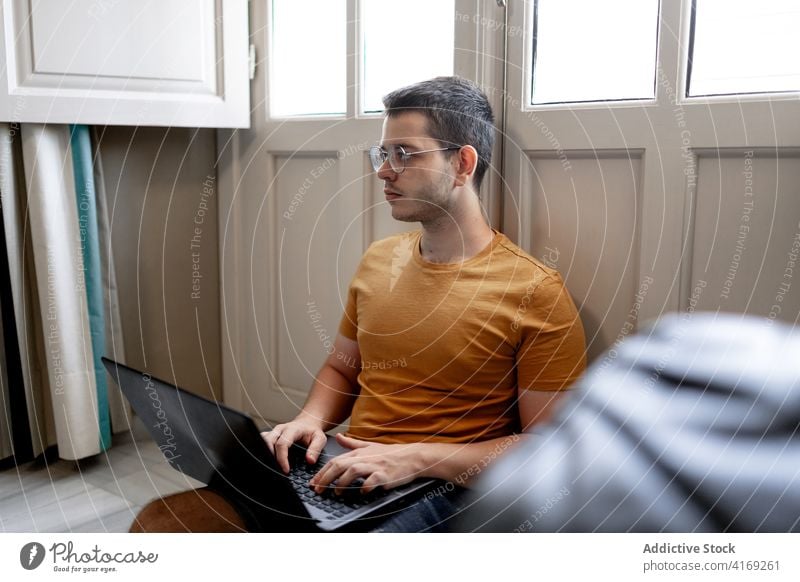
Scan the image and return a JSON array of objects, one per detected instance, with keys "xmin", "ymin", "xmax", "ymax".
[{"xmin": 376, "ymin": 158, "xmax": 396, "ymax": 181}]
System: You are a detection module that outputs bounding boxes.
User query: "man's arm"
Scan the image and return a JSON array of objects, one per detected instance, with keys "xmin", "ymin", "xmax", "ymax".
[
  {"xmin": 294, "ymin": 333, "xmax": 361, "ymax": 430},
  {"xmin": 310, "ymin": 388, "xmax": 565, "ymax": 494},
  {"xmin": 262, "ymin": 333, "xmax": 361, "ymax": 472}
]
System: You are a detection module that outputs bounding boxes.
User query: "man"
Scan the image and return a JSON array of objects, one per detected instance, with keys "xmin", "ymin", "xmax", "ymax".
[
  {"xmin": 262, "ymin": 76, "xmax": 586, "ymax": 530},
  {"xmin": 131, "ymin": 76, "xmax": 586, "ymax": 532}
]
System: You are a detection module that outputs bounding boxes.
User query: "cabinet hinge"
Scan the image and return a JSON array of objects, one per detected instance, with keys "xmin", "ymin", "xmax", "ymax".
[{"xmin": 248, "ymin": 44, "xmax": 256, "ymax": 80}]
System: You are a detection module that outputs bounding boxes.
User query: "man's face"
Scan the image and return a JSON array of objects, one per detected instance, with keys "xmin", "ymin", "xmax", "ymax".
[{"xmin": 377, "ymin": 112, "xmax": 456, "ymax": 224}]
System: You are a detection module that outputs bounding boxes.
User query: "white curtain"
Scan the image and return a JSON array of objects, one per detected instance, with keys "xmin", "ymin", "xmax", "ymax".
[{"xmin": 0, "ymin": 123, "xmax": 130, "ymax": 463}]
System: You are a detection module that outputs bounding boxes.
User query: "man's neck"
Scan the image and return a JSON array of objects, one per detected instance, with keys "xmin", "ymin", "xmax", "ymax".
[{"xmin": 418, "ymin": 193, "xmax": 494, "ymax": 264}]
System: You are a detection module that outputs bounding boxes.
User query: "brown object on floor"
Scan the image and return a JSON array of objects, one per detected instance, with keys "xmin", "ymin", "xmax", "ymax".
[{"xmin": 129, "ymin": 488, "xmax": 248, "ymax": 532}]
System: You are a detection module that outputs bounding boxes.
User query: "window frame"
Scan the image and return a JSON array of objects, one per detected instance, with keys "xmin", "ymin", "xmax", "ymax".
[
  {"xmin": 526, "ymin": 0, "xmax": 663, "ymax": 109},
  {"xmin": 684, "ymin": 0, "xmax": 800, "ymax": 101}
]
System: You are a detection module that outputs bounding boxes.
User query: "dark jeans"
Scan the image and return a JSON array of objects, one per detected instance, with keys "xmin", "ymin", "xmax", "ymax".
[{"xmin": 369, "ymin": 486, "xmax": 470, "ymax": 532}]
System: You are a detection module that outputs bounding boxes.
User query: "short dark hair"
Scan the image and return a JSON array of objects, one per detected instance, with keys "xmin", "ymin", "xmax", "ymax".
[{"xmin": 382, "ymin": 76, "xmax": 495, "ymax": 190}]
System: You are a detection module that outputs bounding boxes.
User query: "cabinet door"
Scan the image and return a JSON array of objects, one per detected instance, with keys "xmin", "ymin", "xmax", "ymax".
[{"xmin": 0, "ymin": 0, "xmax": 250, "ymax": 128}]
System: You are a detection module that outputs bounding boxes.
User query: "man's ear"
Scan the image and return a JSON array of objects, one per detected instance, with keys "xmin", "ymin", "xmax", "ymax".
[{"xmin": 452, "ymin": 145, "xmax": 479, "ymax": 188}]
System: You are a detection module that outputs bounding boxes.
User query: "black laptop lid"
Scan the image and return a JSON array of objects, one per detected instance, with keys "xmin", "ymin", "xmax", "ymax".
[
  {"xmin": 102, "ymin": 358, "xmax": 275, "ymax": 484},
  {"xmin": 103, "ymin": 357, "xmax": 325, "ymax": 531}
]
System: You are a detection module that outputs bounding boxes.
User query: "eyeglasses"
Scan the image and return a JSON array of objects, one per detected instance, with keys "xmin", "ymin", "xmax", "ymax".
[{"xmin": 368, "ymin": 144, "xmax": 462, "ymax": 174}]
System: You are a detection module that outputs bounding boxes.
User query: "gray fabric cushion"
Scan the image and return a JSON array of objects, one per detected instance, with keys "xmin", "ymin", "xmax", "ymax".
[{"xmin": 458, "ymin": 313, "xmax": 800, "ymax": 532}]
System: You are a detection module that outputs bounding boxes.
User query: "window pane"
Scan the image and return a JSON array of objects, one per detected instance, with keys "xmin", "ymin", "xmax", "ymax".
[
  {"xmin": 271, "ymin": 0, "xmax": 346, "ymax": 116},
  {"xmin": 532, "ymin": 0, "xmax": 659, "ymax": 105},
  {"xmin": 689, "ymin": 0, "xmax": 800, "ymax": 97},
  {"xmin": 361, "ymin": 0, "xmax": 455, "ymax": 113}
]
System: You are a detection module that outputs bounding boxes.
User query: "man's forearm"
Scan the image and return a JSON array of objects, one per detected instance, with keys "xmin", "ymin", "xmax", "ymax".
[
  {"xmin": 415, "ymin": 433, "xmax": 530, "ymax": 487},
  {"xmin": 297, "ymin": 364, "xmax": 359, "ymax": 431}
]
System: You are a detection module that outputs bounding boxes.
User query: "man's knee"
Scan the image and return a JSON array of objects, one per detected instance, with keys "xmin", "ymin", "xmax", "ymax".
[{"xmin": 129, "ymin": 488, "xmax": 248, "ymax": 533}]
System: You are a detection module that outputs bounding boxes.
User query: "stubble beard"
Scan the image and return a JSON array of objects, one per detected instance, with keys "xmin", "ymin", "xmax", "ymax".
[{"xmin": 390, "ymin": 173, "xmax": 453, "ymax": 226}]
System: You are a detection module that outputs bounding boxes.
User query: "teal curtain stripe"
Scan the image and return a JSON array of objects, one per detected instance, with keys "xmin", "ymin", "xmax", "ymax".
[{"xmin": 69, "ymin": 124, "xmax": 111, "ymax": 451}]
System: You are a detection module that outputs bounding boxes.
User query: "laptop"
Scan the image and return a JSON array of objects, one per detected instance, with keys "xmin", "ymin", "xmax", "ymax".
[{"xmin": 102, "ymin": 357, "xmax": 437, "ymax": 532}]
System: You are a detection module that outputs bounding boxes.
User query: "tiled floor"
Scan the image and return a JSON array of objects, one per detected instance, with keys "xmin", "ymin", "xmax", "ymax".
[{"xmin": 0, "ymin": 431, "xmax": 203, "ymax": 533}]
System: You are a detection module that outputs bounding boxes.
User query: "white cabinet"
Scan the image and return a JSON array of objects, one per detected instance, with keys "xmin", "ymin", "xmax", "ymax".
[{"xmin": 0, "ymin": 0, "xmax": 250, "ymax": 128}]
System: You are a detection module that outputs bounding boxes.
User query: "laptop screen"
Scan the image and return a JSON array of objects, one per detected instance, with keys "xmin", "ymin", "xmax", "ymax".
[{"xmin": 102, "ymin": 358, "xmax": 270, "ymax": 485}]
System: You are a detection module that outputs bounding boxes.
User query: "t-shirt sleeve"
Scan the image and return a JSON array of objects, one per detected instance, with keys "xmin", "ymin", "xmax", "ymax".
[
  {"xmin": 338, "ymin": 242, "xmax": 381, "ymax": 341},
  {"xmin": 338, "ymin": 281, "xmax": 359, "ymax": 341},
  {"xmin": 339, "ymin": 265, "xmax": 361, "ymax": 340},
  {"xmin": 516, "ymin": 274, "xmax": 587, "ymax": 391}
]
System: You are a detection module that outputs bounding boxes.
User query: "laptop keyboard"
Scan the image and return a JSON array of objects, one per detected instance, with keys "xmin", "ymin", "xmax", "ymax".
[{"xmin": 288, "ymin": 460, "xmax": 388, "ymax": 519}]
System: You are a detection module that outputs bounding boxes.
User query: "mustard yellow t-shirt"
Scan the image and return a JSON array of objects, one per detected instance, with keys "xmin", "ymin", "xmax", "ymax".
[{"xmin": 338, "ymin": 229, "xmax": 586, "ymax": 444}]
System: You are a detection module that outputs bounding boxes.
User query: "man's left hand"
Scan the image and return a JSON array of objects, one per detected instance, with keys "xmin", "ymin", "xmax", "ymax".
[{"xmin": 309, "ymin": 433, "xmax": 423, "ymax": 495}]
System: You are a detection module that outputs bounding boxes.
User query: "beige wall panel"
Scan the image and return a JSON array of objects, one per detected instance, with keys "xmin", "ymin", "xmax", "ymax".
[
  {"xmin": 689, "ymin": 152, "xmax": 800, "ymax": 322},
  {"xmin": 98, "ymin": 126, "xmax": 220, "ymax": 401},
  {"xmin": 245, "ymin": 154, "xmax": 363, "ymax": 421},
  {"xmin": 525, "ymin": 153, "xmax": 642, "ymax": 361}
]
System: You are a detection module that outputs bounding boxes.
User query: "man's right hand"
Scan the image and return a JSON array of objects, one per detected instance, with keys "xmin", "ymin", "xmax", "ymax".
[{"xmin": 261, "ymin": 417, "xmax": 327, "ymax": 474}]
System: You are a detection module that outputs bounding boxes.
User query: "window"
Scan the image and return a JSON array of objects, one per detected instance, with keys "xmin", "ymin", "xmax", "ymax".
[
  {"xmin": 269, "ymin": 0, "xmax": 455, "ymax": 118},
  {"xmin": 531, "ymin": 0, "xmax": 660, "ymax": 105},
  {"xmin": 688, "ymin": 0, "xmax": 800, "ymax": 97},
  {"xmin": 270, "ymin": 0, "xmax": 347, "ymax": 116},
  {"xmin": 361, "ymin": 0, "xmax": 455, "ymax": 113}
]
